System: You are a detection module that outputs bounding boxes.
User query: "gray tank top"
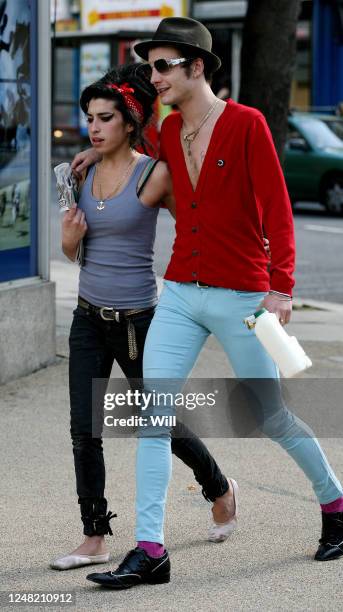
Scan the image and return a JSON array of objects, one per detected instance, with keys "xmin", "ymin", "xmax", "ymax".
[{"xmin": 78, "ymin": 155, "xmax": 159, "ymax": 309}]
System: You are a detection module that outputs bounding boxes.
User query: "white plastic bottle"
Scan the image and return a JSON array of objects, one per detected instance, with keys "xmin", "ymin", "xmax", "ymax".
[{"xmin": 244, "ymin": 308, "xmax": 312, "ymax": 378}]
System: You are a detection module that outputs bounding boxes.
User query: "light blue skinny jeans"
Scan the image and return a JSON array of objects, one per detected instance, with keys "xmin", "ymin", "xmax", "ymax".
[{"xmin": 136, "ymin": 281, "xmax": 343, "ymax": 543}]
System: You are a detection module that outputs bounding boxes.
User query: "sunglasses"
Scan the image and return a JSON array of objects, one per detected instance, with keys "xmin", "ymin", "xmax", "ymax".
[{"xmin": 139, "ymin": 57, "xmax": 193, "ymax": 79}]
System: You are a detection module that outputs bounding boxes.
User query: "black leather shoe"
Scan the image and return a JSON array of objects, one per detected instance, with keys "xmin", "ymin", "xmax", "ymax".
[
  {"xmin": 86, "ymin": 547, "xmax": 170, "ymax": 589},
  {"xmin": 314, "ymin": 511, "xmax": 343, "ymax": 561}
]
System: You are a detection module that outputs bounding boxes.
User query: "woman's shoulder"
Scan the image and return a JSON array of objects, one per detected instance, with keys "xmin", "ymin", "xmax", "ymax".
[
  {"xmin": 136, "ymin": 157, "xmax": 171, "ymax": 206},
  {"xmin": 137, "ymin": 156, "xmax": 169, "ymax": 182},
  {"xmin": 144, "ymin": 158, "xmax": 169, "ymax": 180},
  {"xmin": 144, "ymin": 159, "xmax": 171, "ymax": 197}
]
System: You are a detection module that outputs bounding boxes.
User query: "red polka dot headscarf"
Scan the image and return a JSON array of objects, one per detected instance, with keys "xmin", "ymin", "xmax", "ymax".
[{"xmin": 106, "ymin": 83, "xmax": 144, "ymax": 123}]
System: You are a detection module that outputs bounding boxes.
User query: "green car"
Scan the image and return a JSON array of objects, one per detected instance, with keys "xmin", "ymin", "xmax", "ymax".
[{"xmin": 284, "ymin": 113, "xmax": 343, "ymax": 212}]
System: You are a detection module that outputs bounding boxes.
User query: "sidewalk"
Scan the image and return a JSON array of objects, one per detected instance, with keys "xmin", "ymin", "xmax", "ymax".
[{"xmin": 1, "ymin": 260, "xmax": 342, "ymax": 611}]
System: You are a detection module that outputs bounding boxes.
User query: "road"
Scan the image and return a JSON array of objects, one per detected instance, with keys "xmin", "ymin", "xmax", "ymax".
[
  {"xmin": 292, "ymin": 204, "xmax": 343, "ymax": 303},
  {"xmin": 50, "ymin": 180, "xmax": 343, "ymax": 302}
]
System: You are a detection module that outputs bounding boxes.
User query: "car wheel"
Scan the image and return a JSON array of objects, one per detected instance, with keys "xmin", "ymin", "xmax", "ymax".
[{"xmin": 323, "ymin": 175, "xmax": 343, "ymax": 213}]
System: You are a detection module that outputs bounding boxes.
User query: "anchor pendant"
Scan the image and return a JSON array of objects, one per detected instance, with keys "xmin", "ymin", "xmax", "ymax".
[{"xmin": 96, "ymin": 200, "xmax": 105, "ymax": 211}]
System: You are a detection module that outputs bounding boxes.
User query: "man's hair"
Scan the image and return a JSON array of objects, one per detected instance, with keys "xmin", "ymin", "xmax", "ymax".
[
  {"xmin": 172, "ymin": 44, "xmax": 214, "ymax": 82},
  {"xmin": 80, "ymin": 64, "xmax": 157, "ymax": 147}
]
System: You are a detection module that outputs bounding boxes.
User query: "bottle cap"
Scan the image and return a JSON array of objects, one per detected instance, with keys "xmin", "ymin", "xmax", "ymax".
[
  {"xmin": 254, "ymin": 308, "xmax": 267, "ymax": 318},
  {"xmin": 243, "ymin": 314, "xmax": 256, "ymax": 329}
]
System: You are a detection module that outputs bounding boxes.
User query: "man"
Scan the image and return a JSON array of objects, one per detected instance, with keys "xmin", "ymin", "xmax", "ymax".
[{"xmin": 76, "ymin": 18, "xmax": 343, "ymax": 589}]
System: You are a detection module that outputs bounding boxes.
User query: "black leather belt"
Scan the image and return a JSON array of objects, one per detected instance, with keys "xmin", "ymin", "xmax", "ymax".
[
  {"xmin": 77, "ymin": 297, "xmax": 155, "ymax": 360},
  {"xmin": 192, "ymin": 280, "xmax": 217, "ymax": 288},
  {"xmin": 77, "ymin": 296, "xmax": 154, "ymax": 323}
]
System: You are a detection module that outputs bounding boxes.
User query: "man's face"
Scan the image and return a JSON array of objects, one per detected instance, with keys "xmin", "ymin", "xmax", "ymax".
[{"xmin": 148, "ymin": 46, "xmax": 193, "ymax": 106}]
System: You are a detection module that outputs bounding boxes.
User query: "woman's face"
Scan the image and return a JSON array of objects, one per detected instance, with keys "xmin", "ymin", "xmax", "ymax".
[{"xmin": 86, "ymin": 98, "xmax": 133, "ymax": 153}]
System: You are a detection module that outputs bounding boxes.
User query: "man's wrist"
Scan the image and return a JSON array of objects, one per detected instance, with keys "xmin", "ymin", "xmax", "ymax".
[{"xmin": 269, "ymin": 290, "xmax": 292, "ymax": 301}]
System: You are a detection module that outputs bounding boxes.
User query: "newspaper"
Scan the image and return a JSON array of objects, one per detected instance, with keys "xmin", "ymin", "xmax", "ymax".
[{"xmin": 54, "ymin": 163, "xmax": 84, "ymax": 266}]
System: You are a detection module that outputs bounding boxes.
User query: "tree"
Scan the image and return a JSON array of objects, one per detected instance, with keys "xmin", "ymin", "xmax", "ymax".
[{"xmin": 239, "ymin": 0, "xmax": 302, "ymax": 159}]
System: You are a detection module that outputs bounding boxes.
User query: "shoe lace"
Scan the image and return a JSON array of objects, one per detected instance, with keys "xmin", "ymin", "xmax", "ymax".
[
  {"xmin": 94, "ymin": 511, "xmax": 117, "ymax": 536},
  {"xmin": 114, "ymin": 548, "xmax": 146, "ymax": 574}
]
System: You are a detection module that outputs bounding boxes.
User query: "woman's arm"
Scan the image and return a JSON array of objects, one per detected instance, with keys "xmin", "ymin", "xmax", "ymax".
[{"xmin": 62, "ymin": 204, "xmax": 88, "ymax": 261}]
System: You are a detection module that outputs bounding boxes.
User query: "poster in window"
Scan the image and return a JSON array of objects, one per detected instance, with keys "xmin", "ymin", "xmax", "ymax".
[
  {"xmin": 0, "ymin": 0, "xmax": 31, "ymax": 253},
  {"xmin": 79, "ymin": 42, "xmax": 111, "ymax": 135}
]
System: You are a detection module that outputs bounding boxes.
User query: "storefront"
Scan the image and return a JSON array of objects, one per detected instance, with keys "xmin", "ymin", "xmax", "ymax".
[
  {"xmin": 0, "ymin": 0, "xmax": 54, "ymax": 384},
  {"xmin": 51, "ymin": 0, "xmax": 186, "ymax": 157},
  {"xmin": 50, "ymin": 0, "xmax": 343, "ymax": 159}
]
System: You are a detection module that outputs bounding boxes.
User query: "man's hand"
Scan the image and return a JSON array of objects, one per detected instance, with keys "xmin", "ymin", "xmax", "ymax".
[
  {"xmin": 71, "ymin": 147, "xmax": 102, "ymax": 178},
  {"xmin": 260, "ymin": 293, "xmax": 292, "ymax": 325},
  {"xmin": 61, "ymin": 204, "xmax": 87, "ymax": 261}
]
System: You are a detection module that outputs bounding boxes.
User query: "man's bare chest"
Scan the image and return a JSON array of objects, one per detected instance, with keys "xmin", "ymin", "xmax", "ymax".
[{"xmin": 180, "ymin": 128, "xmax": 213, "ymax": 190}]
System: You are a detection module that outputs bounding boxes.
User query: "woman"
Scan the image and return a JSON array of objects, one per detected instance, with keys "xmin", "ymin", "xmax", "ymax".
[{"xmin": 51, "ymin": 64, "xmax": 237, "ymax": 570}]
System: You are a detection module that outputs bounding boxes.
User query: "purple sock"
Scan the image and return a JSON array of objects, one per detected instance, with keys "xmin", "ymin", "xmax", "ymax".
[
  {"xmin": 321, "ymin": 496, "xmax": 343, "ymax": 513},
  {"xmin": 137, "ymin": 541, "xmax": 165, "ymax": 558}
]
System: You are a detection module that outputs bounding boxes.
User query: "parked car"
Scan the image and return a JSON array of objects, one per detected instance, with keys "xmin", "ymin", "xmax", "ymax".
[
  {"xmin": 284, "ymin": 113, "xmax": 343, "ymax": 212},
  {"xmin": 319, "ymin": 114, "xmax": 343, "ymax": 142}
]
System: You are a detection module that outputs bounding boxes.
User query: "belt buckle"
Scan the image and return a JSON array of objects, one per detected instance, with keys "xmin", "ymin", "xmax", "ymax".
[
  {"xmin": 196, "ymin": 281, "xmax": 209, "ymax": 288},
  {"xmin": 100, "ymin": 307, "xmax": 120, "ymax": 322}
]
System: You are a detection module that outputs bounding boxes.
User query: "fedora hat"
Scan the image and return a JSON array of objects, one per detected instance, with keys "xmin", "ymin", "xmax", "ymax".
[{"xmin": 134, "ymin": 17, "xmax": 221, "ymax": 73}]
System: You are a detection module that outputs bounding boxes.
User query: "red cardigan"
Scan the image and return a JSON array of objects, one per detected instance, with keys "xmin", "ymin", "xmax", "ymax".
[{"xmin": 160, "ymin": 100, "xmax": 295, "ymax": 296}]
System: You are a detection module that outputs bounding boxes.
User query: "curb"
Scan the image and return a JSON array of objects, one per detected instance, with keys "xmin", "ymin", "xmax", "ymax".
[{"xmin": 292, "ymin": 298, "xmax": 343, "ymax": 313}]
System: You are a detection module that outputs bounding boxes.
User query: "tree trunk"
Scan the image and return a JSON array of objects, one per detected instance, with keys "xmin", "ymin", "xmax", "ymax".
[{"xmin": 239, "ymin": 0, "xmax": 301, "ymax": 160}]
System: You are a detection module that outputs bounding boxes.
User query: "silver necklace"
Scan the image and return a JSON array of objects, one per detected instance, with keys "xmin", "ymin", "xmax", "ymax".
[
  {"xmin": 95, "ymin": 156, "xmax": 137, "ymax": 211},
  {"xmin": 182, "ymin": 98, "xmax": 219, "ymax": 157}
]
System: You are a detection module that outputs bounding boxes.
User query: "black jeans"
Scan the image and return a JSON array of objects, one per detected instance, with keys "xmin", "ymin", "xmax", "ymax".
[{"xmin": 69, "ymin": 303, "xmax": 229, "ymax": 532}]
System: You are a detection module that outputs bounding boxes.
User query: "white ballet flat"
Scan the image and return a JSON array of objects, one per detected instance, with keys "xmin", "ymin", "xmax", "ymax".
[
  {"xmin": 208, "ymin": 478, "xmax": 239, "ymax": 543},
  {"xmin": 50, "ymin": 552, "xmax": 110, "ymax": 570}
]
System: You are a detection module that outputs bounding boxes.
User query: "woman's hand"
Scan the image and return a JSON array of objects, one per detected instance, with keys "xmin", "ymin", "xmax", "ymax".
[
  {"xmin": 71, "ymin": 147, "xmax": 102, "ymax": 179},
  {"xmin": 61, "ymin": 204, "xmax": 88, "ymax": 261}
]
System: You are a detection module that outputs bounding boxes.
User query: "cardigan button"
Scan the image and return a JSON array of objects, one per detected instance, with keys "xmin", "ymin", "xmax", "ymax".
[
  {"xmin": 191, "ymin": 201, "xmax": 197, "ymax": 208},
  {"xmin": 191, "ymin": 226, "xmax": 198, "ymax": 233},
  {"xmin": 191, "ymin": 271, "xmax": 197, "ymax": 278},
  {"xmin": 192, "ymin": 250, "xmax": 199, "ymax": 256}
]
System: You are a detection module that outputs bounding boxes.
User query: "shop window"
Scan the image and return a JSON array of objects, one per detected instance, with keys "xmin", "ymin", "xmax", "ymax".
[{"xmin": 0, "ymin": 0, "xmax": 36, "ymax": 281}]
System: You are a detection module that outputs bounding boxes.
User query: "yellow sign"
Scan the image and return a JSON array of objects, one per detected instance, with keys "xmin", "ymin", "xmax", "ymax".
[
  {"xmin": 82, "ymin": 0, "xmax": 184, "ymax": 33},
  {"xmin": 89, "ymin": 4, "xmax": 174, "ymax": 26}
]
